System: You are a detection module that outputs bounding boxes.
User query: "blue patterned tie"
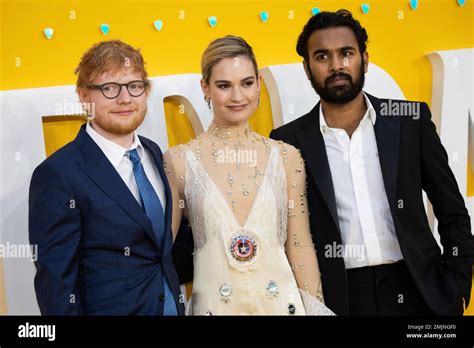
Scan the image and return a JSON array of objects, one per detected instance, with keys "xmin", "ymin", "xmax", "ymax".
[{"xmin": 127, "ymin": 148, "xmax": 178, "ymax": 316}]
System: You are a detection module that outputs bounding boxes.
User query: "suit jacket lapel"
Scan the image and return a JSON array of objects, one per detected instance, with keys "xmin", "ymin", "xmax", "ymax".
[
  {"xmin": 74, "ymin": 125, "xmax": 160, "ymax": 250},
  {"xmin": 141, "ymin": 140, "xmax": 184, "ymax": 313},
  {"xmin": 368, "ymin": 94, "xmax": 400, "ymax": 218},
  {"xmin": 140, "ymin": 137, "xmax": 174, "ymax": 257},
  {"xmin": 295, "ymin": 103, "xmax": 343, "ymax": 238}
]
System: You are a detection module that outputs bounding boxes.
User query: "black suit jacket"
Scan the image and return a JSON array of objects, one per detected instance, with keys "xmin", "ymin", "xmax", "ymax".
[{"xmin": 270, "ymin": 93, "xmax": 474, "ymax": 315}]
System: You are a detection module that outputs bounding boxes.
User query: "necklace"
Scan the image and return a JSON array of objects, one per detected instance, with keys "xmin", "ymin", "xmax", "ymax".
[{"xmin": 207, "ymin": 122, "xmax": 252, "ymax": 141}]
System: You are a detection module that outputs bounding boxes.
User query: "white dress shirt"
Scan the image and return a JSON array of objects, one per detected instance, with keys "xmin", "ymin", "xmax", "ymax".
[
  {"xmin": 86, "ymin": 122, "xmax": 166, "ymax": 213},
  {"xmin": 320, "ymin": 93, "xmax": 403, "ymax": 269}
]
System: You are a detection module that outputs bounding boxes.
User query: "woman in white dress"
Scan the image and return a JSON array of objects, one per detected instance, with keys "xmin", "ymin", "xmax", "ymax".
[{"xmin": 164, "ymin": 36, "xmax": 334, "ymax": 315}]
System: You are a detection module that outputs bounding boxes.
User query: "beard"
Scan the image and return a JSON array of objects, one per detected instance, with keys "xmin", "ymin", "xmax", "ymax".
[
  {"xmin": 308, "ymin": 60, "xmax": 365, "ymax": 104},
  {"xmin": 90, "ymin": 107, "xmax": 146, "ymax": 136}
]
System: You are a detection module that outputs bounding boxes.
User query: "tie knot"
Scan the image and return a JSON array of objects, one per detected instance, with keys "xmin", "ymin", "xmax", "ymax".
[{"xmin": 126, "ymin": 148, "xmax": 141, "ymax": 165}]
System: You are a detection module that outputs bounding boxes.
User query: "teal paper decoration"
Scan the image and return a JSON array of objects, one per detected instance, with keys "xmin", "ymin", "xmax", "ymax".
[
  {"xmin": 259, "ymin": 11, "xmax": 269, "ymax": 23},
  {"xmin": 100, "ymin": 23, "xmax": 110, "ymax": 35},
  {"xmin": 208, "ymin": 16, "xmax": 217, "ymax": 28},
  {"xmin": 43, "ymin": 28, "xmax": 54, "ymax": 40},
  {"xmin": 311, "ymin": 8, "xmax": 321, "ymax": 16},
  {"xmin": 457, "ymin": 0, "xmax": 465, "ymax": 6},
  {"xmin": 410, "ymin": 0, "xmax": 419, "ymax": 10},
  {"xmin": 361, "ymin": 3, "xmax": 370, "ymax": 14},
  {"xmin": 153, "ymin": 20, "xmax": 163, "ymax": 31}
]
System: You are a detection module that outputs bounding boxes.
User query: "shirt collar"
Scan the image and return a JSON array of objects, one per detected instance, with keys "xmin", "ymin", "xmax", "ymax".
[
  {"xmin": 319, "ymin": 92, "xmax": 377, "ymax": 134},
  {"xmin": 86, "ymin": 122, "xmax": 144, "ymax": 168}
]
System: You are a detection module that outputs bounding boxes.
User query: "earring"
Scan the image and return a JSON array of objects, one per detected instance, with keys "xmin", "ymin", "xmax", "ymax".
[
  {"xmin": 257, "ymin": 91, "xmax": 260, "ymax": 107},
  {"xmin": 204, "ymin": 95, "xmax": 211, "ymax": 109}
]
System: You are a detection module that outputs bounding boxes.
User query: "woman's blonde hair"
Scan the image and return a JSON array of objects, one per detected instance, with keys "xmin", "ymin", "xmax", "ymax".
[{"xmin": 201, "ymin": 35, "xmax": 258, "ymax": 84}]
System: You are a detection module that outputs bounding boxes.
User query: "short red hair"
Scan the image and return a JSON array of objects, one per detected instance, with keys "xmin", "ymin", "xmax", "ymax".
[{"xmin": 75, "ymin": 40, "xmax": 150, "ymax": 91}]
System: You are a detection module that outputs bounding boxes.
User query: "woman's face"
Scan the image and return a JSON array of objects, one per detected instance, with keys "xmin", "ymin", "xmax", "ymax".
[{"xmin": 202, "ymin": 55, "xmax": 260, "ymax": 126}]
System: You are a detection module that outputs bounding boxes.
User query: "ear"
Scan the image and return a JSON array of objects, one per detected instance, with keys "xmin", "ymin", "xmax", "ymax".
[
  {"xmin": 257, "ymin": 73, "xmax": 262, "ymax": 91},
  {"xmin": 77, "ymin": 87, "xmax": 93, "ymax": 115},
  {"xmin": 200, "ymin": 78, "xmax": 210, "ymax": 98},
  {"xmin": 145, "ymin": 80, "xmax": 152, "ymax": 97},
  {"xmin": 77, "ymin": 87, "xmax": 90, "ymax": 104},
  {"xmin": 363, "ymin": 51, "xmax": 369, "ymax": 73},
  {"xmin": 302, "ymin": 60, "xmax": 311, "ymax": 80}
]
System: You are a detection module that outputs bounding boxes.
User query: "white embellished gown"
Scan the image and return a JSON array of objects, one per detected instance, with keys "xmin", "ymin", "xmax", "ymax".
[{"xmin": 164, "ymin": 122, "xmax": 335, "ymax": 315}]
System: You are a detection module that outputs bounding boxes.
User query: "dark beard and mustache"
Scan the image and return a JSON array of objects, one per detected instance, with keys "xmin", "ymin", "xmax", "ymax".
[{"xmin": 308, "ymin": 60, "xmax": 365, "ymax": 104}]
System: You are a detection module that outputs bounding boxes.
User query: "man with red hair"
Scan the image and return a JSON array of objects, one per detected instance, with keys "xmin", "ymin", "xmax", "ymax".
[{"xmin": 29, "ymin": 40, "xmax": 183, "ymax": 315}]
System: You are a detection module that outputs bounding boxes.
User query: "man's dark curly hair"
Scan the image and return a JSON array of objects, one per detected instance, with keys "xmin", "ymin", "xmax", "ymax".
[{"xmin": 296, "ymin": 9, "xmax": 369, "ymax": 62}]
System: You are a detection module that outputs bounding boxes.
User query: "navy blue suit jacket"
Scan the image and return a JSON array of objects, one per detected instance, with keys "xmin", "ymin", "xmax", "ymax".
[{"xmin": 29, "ymin": 124, "xmax": 184, "ymax": 315}]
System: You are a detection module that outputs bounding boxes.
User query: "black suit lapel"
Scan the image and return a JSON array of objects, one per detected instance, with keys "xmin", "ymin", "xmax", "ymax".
[
  {"xmin": 295, "ymin": 103, "xmax": 342, "ymax": 237},
  {"xmin": 368, "ymin": 94, "xmax": 400, "ymax": 217},
  {"xmin": 74, "ymin": 125, "xmax": 161, "ymax": 251}
]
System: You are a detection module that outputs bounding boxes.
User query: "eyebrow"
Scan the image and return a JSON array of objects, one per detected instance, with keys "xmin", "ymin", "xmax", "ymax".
[
  {"xmin": 214, "ymin": 76, "xmax": 256, "ymax": 84},
  {"xmin": 312, "ymin": 46, "xmax": 356, "ymax": 57}
]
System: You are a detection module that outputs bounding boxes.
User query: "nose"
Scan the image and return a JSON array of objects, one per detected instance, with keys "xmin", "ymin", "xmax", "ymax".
[
  {"xmin": 230, "ymin": 86, "xmax": 243, "ymax": 102},
  {"xmin": 116, "ymin": 85, "xmax": 132, "ymax": 104},
  {"xmin": 329, "ymin": 55, "xmax": 345, "ymax": 73}
]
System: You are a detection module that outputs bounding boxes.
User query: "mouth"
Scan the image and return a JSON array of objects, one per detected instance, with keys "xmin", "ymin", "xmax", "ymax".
[
  {"xmin": 111, "ymin": 110, "xmax": 136, "ymax": 116},
  {"xmin": 226, "ymin": 104, "xmax": 249, "ymax": 112},
  {"xmin": 327, "ymin": 76, "xmax": 351, "ymax": 87}
]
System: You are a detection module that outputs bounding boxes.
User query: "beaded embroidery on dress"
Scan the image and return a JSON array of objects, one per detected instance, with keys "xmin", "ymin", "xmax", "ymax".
[{"xmin": 164, "ymin": 122, "xmax": 335, "ymax": 315}]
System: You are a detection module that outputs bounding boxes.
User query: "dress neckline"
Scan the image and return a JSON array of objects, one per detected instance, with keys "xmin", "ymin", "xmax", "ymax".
[{"xmin": 185, "ymin": 147, "xmax": 278, "ymax": 230}]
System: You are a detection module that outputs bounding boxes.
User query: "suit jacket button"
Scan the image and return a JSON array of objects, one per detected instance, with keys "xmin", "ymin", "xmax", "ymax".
[{"xmin": 159, "ymin": 294, "xmax": 165, "ymax": 302}]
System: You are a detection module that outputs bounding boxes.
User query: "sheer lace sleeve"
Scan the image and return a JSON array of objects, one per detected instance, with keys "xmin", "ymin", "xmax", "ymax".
[
  {"xmin": 163, "ymin": 145, "xmax": 186, "ymax": 240},
  {"xmin": 280, "ymin": 142, "xmax": 324, "ymax": 303}
]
